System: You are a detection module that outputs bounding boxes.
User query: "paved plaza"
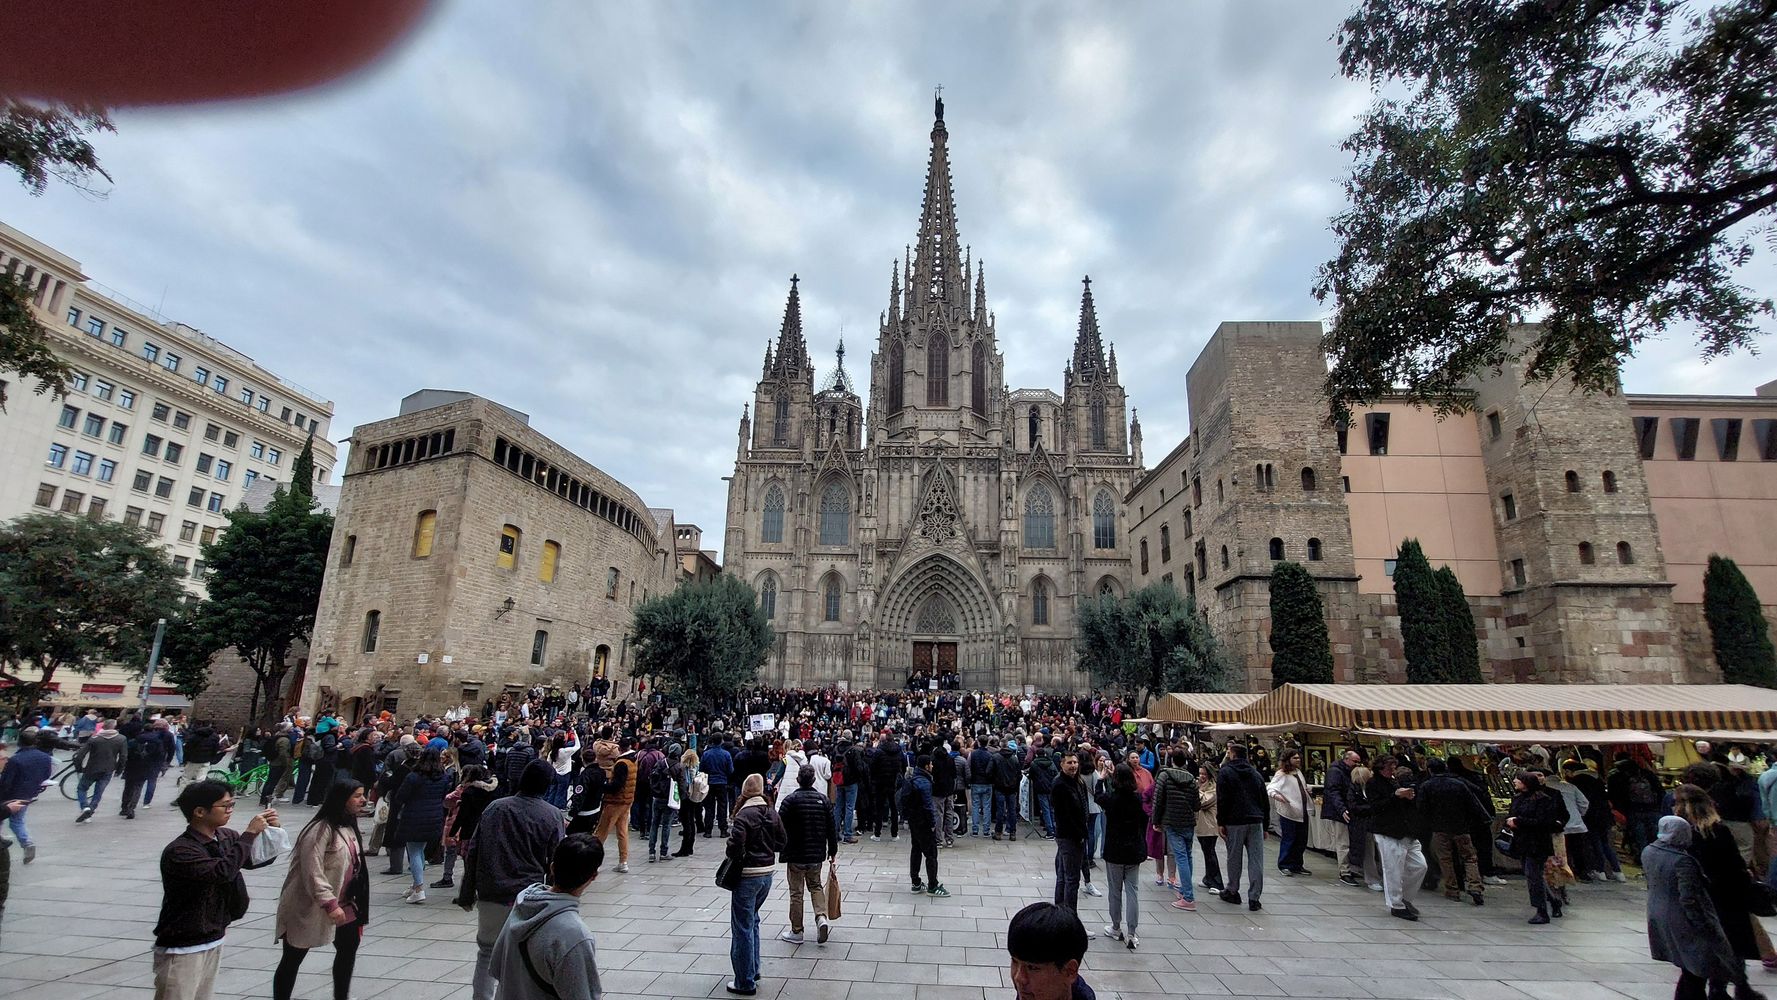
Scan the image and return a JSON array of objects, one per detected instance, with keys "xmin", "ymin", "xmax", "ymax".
[{"xmin": 0, "ymin": 784, "xmax": 1724, "ymax": 1000}]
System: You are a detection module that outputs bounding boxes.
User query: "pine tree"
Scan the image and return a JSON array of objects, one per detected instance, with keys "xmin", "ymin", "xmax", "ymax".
[
  {"xmin": 1704, "ymin": 555, "xmax": 1777, "ymax": 688},
  {"xmin": 1393, "ymin": 538, "xmax": 1448, "ymax": 683},
  {"xmin": 1268, "ymin": 561, "xmax": 1334, "ymax": 686},
  {"xmin": 1435, "ymin": 566, "xmax": 1484, "ymax": 683},
  {"xmin": 290, "ymin": 432, "xmax": 316, "ymax": 502}
]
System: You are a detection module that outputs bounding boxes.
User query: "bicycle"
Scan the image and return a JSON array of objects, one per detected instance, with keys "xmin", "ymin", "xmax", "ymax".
[
  {"xmin": 55, "ymin": 757, "xmax": 82, "ymax": 800},
  {"xmin": 207, "ymin": 762, "xmax": 271, "ymax": 797}
]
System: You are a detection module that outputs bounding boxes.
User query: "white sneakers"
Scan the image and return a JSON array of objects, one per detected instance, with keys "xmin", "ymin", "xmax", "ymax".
[
  {"xmin": 779, "ymin": 930, "xmax": 805, "ymax": 945},
  {"xmin": 615, "ymin": 862, "xmax": 629, "ymax": 873},
  {"xmin": 816, "ymin": 915, "xmax": 830, "ymax": 944},
  {"xmin": 405, "ymin": 888, "xmax": 426, "ymax": 904},
  {"xmin": 1082, "ymin": 883, "xmax": 1103, "ymax": 897},
  {"xmin": 1101, "ymin": 925, "xmax": 1123, "ymax": 941}
]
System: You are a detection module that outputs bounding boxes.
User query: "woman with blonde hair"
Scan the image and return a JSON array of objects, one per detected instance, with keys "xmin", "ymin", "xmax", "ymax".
[
  {"xmin": 725, "ymin": 772, "xmax": 786, "ymax": 996},
  {"xmin": 674, "ymin": 747, "xmax": 701, "ymax": 858},
  {"xmin": 1673, "ymin": 783, "xmax": 1777, "ymax": 973}
]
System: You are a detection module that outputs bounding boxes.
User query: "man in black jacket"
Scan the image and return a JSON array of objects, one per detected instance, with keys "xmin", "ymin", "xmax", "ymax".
[
  {"xmin": 1029, "ymin": 741, "xmax": 1060, "ymax": 839},
  {"xmin": 930, "ymin": 740, "xmax": 959, "ymax": 848},
  {"xmin": 777, "ymin": 765, "xmax": 837, "ymax": 945},
  {"xmin": 1215, "ymin": 743, "xmax": 1267, "ymax": 911},
  {"xmin": 869, "ymin": 732, "xmax": 905, "ymax": 842},
  {"xmin": 1322, "ymin": 749, "xmax": 1364, "ymax": 886},
  {"xmin": 1049, "ymin": 749, "xmax": 1090, "ymax": 911},
  {"xmin": 968, "ymin": 739, "xmax": 997, "ymax": 838},
  {"xmin": 1418, "ymin": 758, "xmax": 1489, "ymax": 906},
  {"xmin": 154, "ymin": 780, "xmax": 278, "ymax": 1000},
  {"xmin": 1364, "ymin": 755, "xmax": 1428, "ymax": 921},
  {"xmin": 994, "ymin": 743, "xmax": 1023, "ymax": 840},
  {"xmin": 459, "ymin": 760, "xmax": 564, "ymax": 1000}
]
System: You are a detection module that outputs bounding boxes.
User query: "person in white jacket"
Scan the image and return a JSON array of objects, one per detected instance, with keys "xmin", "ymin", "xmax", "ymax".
[{"xmin": 1266, "ymin": 751, "xmax": 1314, "ymax": 876}]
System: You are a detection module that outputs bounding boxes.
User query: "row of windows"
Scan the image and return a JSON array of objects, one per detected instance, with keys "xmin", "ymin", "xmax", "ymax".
[
  {"xmin": 1505, "ymin": 543, "xmax": 1636, "ymax": 588},
  {"xmin": 362, "ymin": 428, "xmax": 457, "ymax": 471},
  {"xmin": 1020, "ymin": 484, "xmax": 1120, "ymax": 550},
  {"xmin": 34, "ymin": 485, "xmax": 198, "ymax": 542},
  {"xmin": 1634, "ymin": 416, "xmax": 1777, "ymax": 462},
  {"xmin": 764, "ymin": 572, "xmax": 1103, "ymax": 628},
  {"xmin": 341, "ymin": 512, "xmax": 596, "ymax": 591},
  {"xmin": 45, "ymin": 442, "xmax": 118, "ymax": 482},
  {"xmin": 77, "ymin": 309, "xmax": 314, "ymax": 429},
  {"xmin": 64, "ymin": 379, "xmax": 288, "ymax": 470},
  {"xmin": 491, "ymin": 437, "xmax": 651, "ymax": 547}
]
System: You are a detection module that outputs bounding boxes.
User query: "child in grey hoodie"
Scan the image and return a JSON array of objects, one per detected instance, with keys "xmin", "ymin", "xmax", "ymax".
[{"xmin": 490, "ymin": 833, "xmax": 604, "ymax": 1000}]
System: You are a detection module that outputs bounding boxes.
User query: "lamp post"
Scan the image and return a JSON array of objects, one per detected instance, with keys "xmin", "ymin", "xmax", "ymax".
[{"xmin": 140, "ymin": 617, "xmax": 168, "ymax": 714}]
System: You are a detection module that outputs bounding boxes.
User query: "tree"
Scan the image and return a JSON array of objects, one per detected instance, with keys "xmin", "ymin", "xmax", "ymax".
[
  {"xmin": 1704, "ymin": 554, "xmax": 1777, "ymax": 688},
  {"xmin": 194, "ymin": 484, "xmax": 334, "ymax": 726},
  {"xmin": 1435, "ymin": 566, "xmax": 1485, "ymax": 683},
  {"xmin": 0, "ymin": 100, "xmax": 113, "ymax": 409},
  {"xmin": 1268, "ymin": 561, "xmax": 1334, "ymax": 686},
  {"xmin": 1393, "ymin": 538, "xmax": 1451, "ymax": 683},
  {"xmin": 630, "ymin": 574, "xmax": 773, "ymax": 710},
  {"xmin": 290, "ymin": 433, "xmax": 316, "ymax": 502},
  {"xmin": 1315, "ymin": 0, "xmax": 1777, "ymax": 415},
  {"xmin": 1076, "ymin": 583, "xmax": 1235, "ymax": 712},
  {"xmin": 0, "ymin": 512, "xmax": 184, "ymax": 710}
]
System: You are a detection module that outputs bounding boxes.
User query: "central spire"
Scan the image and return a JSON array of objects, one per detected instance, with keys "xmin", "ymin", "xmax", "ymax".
[
  {"xmin": 910, "ymin": 89, "xmax": 966, "ymax": 314},
  {"xmin": 1072, "ymin": 275, "xmax": 1108, "ymax": 379},
  {"xmin": 770, "ymin": 274, "xmax": 810, "ymax": 379}
]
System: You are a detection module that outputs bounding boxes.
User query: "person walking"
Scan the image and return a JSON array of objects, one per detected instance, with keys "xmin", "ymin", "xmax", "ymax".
[
  {"xmin": 1094, "ymin": 762, "xmax": 1147, "ymax": 950},
  {"xmin": 776, "ymin": 764, "xmax": 837, "ymax": 945},
  {"xmin": 118, "ymin": 722, "xmax": 172, "ymax": 820},
  {"xmin": 153, "ymin": 781, "xmax": 279, "ymax": 1000},
  {"xmin": 1215, "ymin": 743, "xmax": 1267, "ymax": 911},
  {"xmin": 436, "ymin": 765, "xmax": 498, "ymax": 890},
  {"xmin": 0, "ymin": 730, "xmax": 52, "ymax": 862},
  {"xmin": 392, "ymin": 748, "xmax": 452, "ymax": 903},
  {"xmin": 1195, "ymin": 761, "xmax": 1224, "ymax": 893},
  {"xmin": 1417, "ymin": 757, "xmax": 1489, "ymax": 906},
  {"xmin": 273, "ymin": 779, "xmax": 370, "ymax": 1000},
  {"xmin": 456, "ymin": 760, "xmax": 564, "ymax": 1000},
  {"xmin": 1365, "ymin": 754, "xmax": 1428, "ymax": 921},
  {"xmin": 1152, "ymin": 748, "xmax": 1200, "ymax": 911},
  {"xmin": 488, "ymin": 834, "xmax": 606, "ymax": 1000},
  {"xmin": 73, "ymin": 719, "xmax": 127, "ymax": 823},
  {"xmin": 726, "ymin": 772, "xmax": 786, "ymax": 996},
  {"xmin": 594, "ymin": 740, "xmax": 638, "ymax": 873},
  {"xmin": 1505, "ymin": 770, "xmax": 1565, "ymax": 924},
  {"xmin": 1050, "ymin": 748, "xmax": 1091, "ymax": 911},
  {"xmin": 1674, "ymin": 782, "xmax": 1777, "ymax": 973},
  {"xmin": 1645, "ymin": 814, "xmax": 1767, "ymax": 1000},
  {"xmin": 1266, "ymin": 750, "xmax": 1312, "ymax": 877},
  {"xmin": 261, "ymin": 724, "xmax": 294, "ymax": 808},
  {"xmin": 180, "ymin": 721, "xmax": 220, "ymax": 786}
]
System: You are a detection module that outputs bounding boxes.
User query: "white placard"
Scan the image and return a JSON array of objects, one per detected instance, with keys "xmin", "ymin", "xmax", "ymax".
[{"xmin": 748, "ymin": 713, "xmax": 776, "ymax": 733}]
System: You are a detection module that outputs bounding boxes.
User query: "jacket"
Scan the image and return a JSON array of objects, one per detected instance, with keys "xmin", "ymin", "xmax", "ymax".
[
  {"xmin": 1416, "ymin": 774, "xmax": 1489, "ymax": 834},
  {"xmin": 1266, "ymin": 769, "xmax": 1311, "ymax": 823},
  {"xmin": 1365, "ymin": 772, "xmax": 1419, "ymax": 839},
  {"xmin": 393, "ymin": 770, "xmax": 453, "ymax": 843},
  {"xmin": 463, "ymin": 793, "xmax": 565, "ymax": 906},
  {"xmin": 902, "ymin": 769, "xmax": 937, "ymax": 822},
  {"xmin": 1692, "ymin": 823, "xmax": 1762, "ymax": 960},
  {"xmin": 125, "ymin": 730, "xmax": 171, "ymax": 779},
  {"xmin": 869, "ymin": 741, "xmax": 905, "ymax": 787},
  {"xmin": 185, "ymin": 726, "xmax": 222, "ymax": 765},
  {"xmin": 502, "ymin": 743, "xmax": 539, "ymax": 790},
  {"xmin": 1505, "ymin": 787, "xmax": 1565, "ymax": 860},
  {"xmin": 457, "ymin": 737, "xmax": 488, "ymax": 769},
  {"xmin": 1152, "ymin": 767, "xmax": 1199, "ymax": 831},
  {"xmin": 1094, "ymin": 784, "xmax": 1149, "ymax": 866},
  {"xmin": 931, "ymin": 746, "xmax": 957, "ymax": 796},
  {"xmin": 0, "ymin": 746, "xmax": 51, "ymax": 802},
  {"xmin": 1644, "ymin": 840, "xmax": 1740, "ymax": 980},
  {"xmin": 1321, "ymin": 759, "xmax": 1354, "ymax": 821},
  {"xmin": 1215, "ymin": 760, "xmax": 1267, "ymax": 826},
  {"xmin": 968, "ymin": 747, "xmax": 997, "ymax": 786},
  {"xmin": 1548, "ymin": 779, "xmax": 1592, "ymax": 834},
  {"xmin": 1195, "ymin": 780, "xmax": 1219, "ymax": 837},
  {"xmin": 75, "ymin": 730, "xmax": 127, "ymax": 777},
  {"xmin": 1569, "ymin": 772, "xmax": 1614, "ymax": 832},
  {"xmin": 1049, "ymin": 773, "xmax": 1090, "ymax": 841},
  {"xmin": 275, "ymin": 822, "xmax": 361, "ymax": 949},
  {"xmin": 154, "ymin": 826, "xmax": 257, "ymax": 948},
  {"xmin": 701, "ymin": 745, "xmax": 734, "ymax": 786},
  {"xmin": 994, "ymin": 749, "xmax": 1022, "ymax": 793},
  {"xmin": 602, "ymin": 754, "xmax": 638, "ymax": 807},
  {"xmin": 489, "ymin": 884, "xmax": 603, "ymax": 1000},
  {"xmin": 450, "ymin": 779, "xmax": 501, "ymax": 841},
  {"xmin": 728, "ymin": 796, "xmax": 788, "ymax": 876},
  {"xmin": 1029, "ymin": 749, "xmax": 1060, "ymax": 794},
  {"xmin": 777, "ymin": 786, "xmax": 837, "ymax": 864}
]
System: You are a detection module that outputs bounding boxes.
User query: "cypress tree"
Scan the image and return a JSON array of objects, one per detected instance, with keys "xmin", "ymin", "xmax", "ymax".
[
  {"xmin": 290, "ymin": 432, "xmax": 316, "ymax": 503},
  {"xmin": 1704, "ymin": 554, "xmax": 1777, "ymax": 688},
  {"xmin": 1434, "ymin": 566, "xmax": 1484, "ymax": 682},
  {"xmin": 1393, "ymin": 538, "xmax": 1447, "ymax": 683},
  {"xmin": 1269, "ymin": 560, "xmax": 1334, "ymax": 687}
]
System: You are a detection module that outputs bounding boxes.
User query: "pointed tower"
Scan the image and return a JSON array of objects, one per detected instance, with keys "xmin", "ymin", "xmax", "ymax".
[
  {"xmin": 1062, "ymin": 276, "xmax": 1130, "ymax": 456},
  {"xmin": 753, "ymin": 275, "xmax": 817, "ymax": 452},
  {"xmin": 814, "ymin": 336, "xmax": 863, "ymax": 452}
]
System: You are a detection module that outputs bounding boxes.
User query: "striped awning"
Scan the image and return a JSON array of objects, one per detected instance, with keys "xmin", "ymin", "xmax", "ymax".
[
  {"xmin": 1239, "ymin": 683, "xmax": 1777, "ymax": 736},
  {"xmin": 1149, "ymin": 692, "xmax": 1265, "ymax": 724}
]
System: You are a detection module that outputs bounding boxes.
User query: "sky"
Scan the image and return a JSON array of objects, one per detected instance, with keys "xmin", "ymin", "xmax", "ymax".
[{"xmin": 3, "ymin": 1, "xmax": 1773, "ymax": 562}]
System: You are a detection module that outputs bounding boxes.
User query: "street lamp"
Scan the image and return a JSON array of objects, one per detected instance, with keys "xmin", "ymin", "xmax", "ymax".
[{"xmin": 140, "ymin": 617, "xmax": 168, "ymax": 714}]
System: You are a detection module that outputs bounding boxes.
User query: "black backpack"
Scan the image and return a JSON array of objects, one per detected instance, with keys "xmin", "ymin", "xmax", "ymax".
[
  {"xmin": 1627, "ymin": 772, "xmax": 1659, "ymax": 808},
  {"xmin": 647, "ymin": 765, "xmax": 672, "ymax": 800}
]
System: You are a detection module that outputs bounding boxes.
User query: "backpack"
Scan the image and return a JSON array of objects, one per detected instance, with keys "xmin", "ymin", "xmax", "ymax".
[
  {"xmin": 1628, "ymin": 772, "xmax": 1659, "ymax": 808},
  {"xmin": 303, "ymin": 737, "xmax": 323, "ymax": 763},
  {"xmin": 689, "ymin": 769, "xmax": 710, "ymax": 803},
  {"xmin": 832, "ymin": 757, "xmax": 846, "ymax": 787},
  {"xmin": 127, "ymin": 736, "xmax": 148, "ymax": 763},
  {"xmin": 647, "ymin": 766, "xmax": 672, "ymax": 800}
]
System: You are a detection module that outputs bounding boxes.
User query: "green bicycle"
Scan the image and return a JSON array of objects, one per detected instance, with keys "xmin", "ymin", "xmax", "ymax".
[{"xmin": 207, "ymin": 762, "xmax": 271, "ymax": 797}]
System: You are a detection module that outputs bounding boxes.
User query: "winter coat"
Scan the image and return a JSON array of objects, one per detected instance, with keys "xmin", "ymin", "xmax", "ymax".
[
  {"xmin": 502, "ymin": 743, "xmax": 539, "ymax": 790},
  {"xmin": 1691, "ymin": 823, "xmax": 1762, "ymax": 960},
  {"xmin": 393, "ymin": 770, "xmax": 453, "ymax": 844},
  {"xmin": 1029, "ymin": 750, "xmax": 1060, "ymax": 794},
  {"xmin": 701, "ymin": 745, "xmax": 734, "ymax": 786},
  {"xmin": 1215, "ymin": 760, "xmax": 1267, "ymax": 826},
  {"xmin": 457, "ymin": 737, "xmax": 487, "ymax": 769},
  {"xmin": 185, "ymin": 726, "xmax": 222, "ymax": 765},
  {"xmin": 74, "ymin": 730, "xmax": 127, "ymax": 776},
  {"xmin": 1549, "ymin": 779, "xmax": 1591, "ymax": 834},
  {"xmin": 1506, "ymin": 787, "xmax": 1565, "ymax": 860},
  {"xmin": 1195, "ymin": 780, "xmax": 1220, "ymax": 837},
  {"xmin": 1644, "ymin": 840, "xmax": 1741, "ymax": 981},
  {"xmin": 931, "ymin": 746, "xmax": 957, "ymax": 797},
  {"xmin": 777, "ymin": 786, "xmax": 837, "ymax": 864},
  {"xmin": 1416, "ymin": 774, "xmax": 1490, "ymax": 834},
  {"xmin": 728, "ymin": 796, "xmax": 788, "ymax": 875},
  {"xmin": 275, "ymin": 822, "xmax": 362, "ymax": 949},
  {"xmin": 994, "ymin": 749, "xmax": 1022, "ymax": 793},
  {"xmin": 1094, "ymin": 783, "xmax": 1149, "ymax": 866},
  {"xmin": 1049, "ymin": 773, "xmax": 1090, "ymax": 841},
  {"xmin": 1569, "ymin": 772, "xmax": 1614, "ymax": 832},
  {"xmin": 869, "ymin": 741, "xmax": 905, "ymax": 788},
  {"xmin": 1365, "ymin": 772, "xmax": 1419, "ymax": 840},
  {"xmin": 450, "ymin": 780, "xmax": 501, "ymax": 842},
  {"xmin": 1321, "ymin": 759, "xmax": 1354, "ymax": 821},
  {"xmin": 968, "ymin": 747, "xmax": 997, "ymax": 787},
  {"xmin": 1151, "ymin": 767, "xmax": 1200, "ymax": 831}
]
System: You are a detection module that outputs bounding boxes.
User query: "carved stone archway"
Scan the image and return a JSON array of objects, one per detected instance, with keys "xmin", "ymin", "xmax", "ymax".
[{"xmin": 876, "ymin": 553, "xmax": 1000, "ymax": 689}]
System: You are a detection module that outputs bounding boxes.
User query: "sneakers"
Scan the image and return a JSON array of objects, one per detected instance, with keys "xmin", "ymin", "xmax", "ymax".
[
  {"xmin": 1082, "ymin": 883, "xmax": 1103, "ymax": 897},
  {"xmin": 614, "ymin": 862, "xmax": 629, "ymax": 873},
  {"xmin": 431, "ymin": 877, "xmax": 455, "ymax": 889},
  {"xmin": 1126, "ymin": 933, "xmax": 1139, "ymax": 950},
  {"xmin": 1392, "ymin": 907, "xmax": 1418, "ymax": 921},
  {"xmin": 1102, "ymin": 924, "xmax": 1124, "ymax": 941},
  {"xmin": 725, "ymin": 983, "xmax": 757, "ymax": 996},
  {"xmin": 648, "ymin": 855, "xmax": 657, "ymax": 863},
  {"xmin": 1528, "ymin": 912, "xmax": 1550, "ymax": 925},
  {"xmin": 407, "ymin": 889, "xmax": 426, "ymax": 904},
  {"xmin": 76, "ymin": 809, "xmax": 93, "ymax": 824},
  {"xmin": 1483, "ymin": 875, "xmax": 1507, "ymax": 886},
  {"xmin": 1248, "ymin": 899, "xmax": 1262, "ymax": 912},
  {"xmin": 1218, "ymin": 890, "xmax": 1242, "ymax": 904},
  {"xmin": 870, "ymin": 834, "xmax": 882, "ymax": 843},
  {"xmin": 816, "ymin": 916, "xmax": 830, "ymax": 944},
  {"xmin": 927, "ymin": 884, "xmax": 950, "ymax": 897},
  {"xmin": 1338, "ymin": 872, "xmax": 1362, "ymax": 886},
  {"xmin": 892, "ymin": 834, "xmax": 900, "ymax": 842},
  {"xmin": 1279, "ymin": 868, "xmax": 1296, "ymax": 877},
  {"xmin": 1606, "ymin": 871, "xmax": 1627, "ymax": 883},
  {"xmin": 1172, "ymin": 898, "xmax": 1197, "ymax": 911},
  {"xmin": 1291, "ymin": 868, "xmax": 1313, "ymax": 877},
  {"xmin": 1368, "ymin": 883, "xmax": 1384, "ymax": 892},
  {"xmin": 778, "ymin": 930, "xmax": 805, "ymax": 945},
  {"xmin": 911, "ymin": 880, "xmax": 926, "ymax": 893},
  {"xmin": 22, "ymin": 845, "xmax": 36, "ymax": 864}
]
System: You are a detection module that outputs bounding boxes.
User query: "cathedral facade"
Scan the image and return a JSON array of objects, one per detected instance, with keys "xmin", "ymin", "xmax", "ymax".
[{"xmin": 722, "ymin": 99, "xmax": 1141, "ymax": 693}]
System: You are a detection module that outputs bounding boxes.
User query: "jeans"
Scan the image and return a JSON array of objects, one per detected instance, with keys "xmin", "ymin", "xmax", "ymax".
[
  {"xmin": 649, "ymin": 800, "xmax": 675, "ymax": 856},
  {"xmin": 833, "ymin": 784, "xmax": 859, "ymax": 839},
  {"xmin": 261, "ymin": 764, "xmax": 286, "ymax": 806},
  {"xmin": 77, "ymin": 771, "xmax": 113, "ymax": 811},
  {"xmin": 273, "ymin": 922, "xmax": 360, "ymax": 1000},
  {"xmin": 6, "ymin": 808, "xmax": 30, "ymax": 848},
  {"xmin": 1054, "ymin": 837, "xmax": 1085, "ymax": 910},
  {"xmin": 404, "ymin": 841, "xmax": 427, "ymax": 888},
  {"xmin": 1223, "ymin": 822, "xmax": 1264, "ymax": 899},
  {"xmin": 970, "ymin": 784, "xmax": 992, "ymax": 835},
  {"xmin": 1585, "ymin": 827, "xmax": 1622, "ymax": 874},
  {"xmin": 703, "ymin": 784, "xmax": 732, "ymax": 835},
  {"xmin": 1035, "ymin": 793, "xmax": 1055, "ymax": 836},
  {"xmin": 1523, "ymin": 855, "xmax": 1551, "ymax": 914},
  {"xmin": 994, "ymin": 789, "xmax": 1018, "ymax": 836},
  {"xmin": 1198, "ymin": 834, "xmax": 1224, "ymax": 888},
  {"xmin": 292, "ymin": 761, "xmax": 312, "ymax": 804},
  {"xmin": 1105, "ymin": 861, "xmax": 1142, "ymax": 934},
  {"xmin": 1625, "ymin": 809, "xmax": 1661, "ymax": 860},
  {"xmin": 729, "ymin": 873, "xmax": 772, "ymax": 991},
  {"xmin": 1375, "ymin": 834, "xmax": 1428, "ymax": 912},
  {"xmin": 1087, "ymin": 813, "xmax": 1104, "ymax": 860},
  {"xmin": 142, "ymin": 768, "xmax": 161, "ymax": 806},
  {"xmin": 1164, "ymin": 829, "xmax": 1196, "ymax": 901},
  {"xmin": 1277, "ymin": 817, "xmax": 1307, "ymax": 872}
]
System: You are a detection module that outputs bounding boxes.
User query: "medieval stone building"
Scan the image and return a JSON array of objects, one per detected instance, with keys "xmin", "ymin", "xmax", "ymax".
[{"xmin": 722, "ymin": 98, "xmax": 1141, "ymax": 692}]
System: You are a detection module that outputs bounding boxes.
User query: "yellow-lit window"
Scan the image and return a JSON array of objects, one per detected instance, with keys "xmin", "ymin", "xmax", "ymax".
[
  {"xmin": 413, "ymin": 510, "xmax": 437, "ymax": 558},
  {"xmin": 539, "ymin": 540, "xmax": 560, "ymax": 583},
  {"xmin": 498, "ymin": 524, "xmax": 521, "ymax": 570}
]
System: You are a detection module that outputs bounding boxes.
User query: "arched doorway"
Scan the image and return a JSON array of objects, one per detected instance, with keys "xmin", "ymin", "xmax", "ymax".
[{"xmin": 876, "ymin": 553, "xmax": 999, "ymax": 689}]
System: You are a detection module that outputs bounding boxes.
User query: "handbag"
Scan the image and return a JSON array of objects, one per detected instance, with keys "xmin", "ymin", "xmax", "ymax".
[
  {"xmin": 1493, "ymin": 828, "xmax": 1516, "ymax": 859},
  {"xmin": 826, "ymin": 859, "xmax": 843, "ymax": 920},
  {"xmin": 1752, "ymin": 881, "xmax": 1777, "ymax": 919},
  {"xmin": 715, "ymin": 857, "xmax": 741, "ymax": 891}
]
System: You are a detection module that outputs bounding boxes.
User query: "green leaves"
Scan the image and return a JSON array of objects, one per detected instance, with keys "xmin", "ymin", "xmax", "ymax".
[
  {"xmin": 1318, "ymin": 0, "xmax": 1776, "ymax": 415},
  {"xmin": 1704, "ymin": 554, "xmax": 1776, "ymax": 687},
  {"xmin": 630, "ymin": 574, "xmax": 774, "ymax": 710},
  {"xmin": 1268, "ymin": 561, "xmax": 1334, "ymax": 686},
  {"xmin": 1075, "ymin": 583, "xmax": 1234, "ymax": 710},
  {"xmin": 1393, "ymin": 539, "xmax": 1484, "ymax": 683},
  {"xmin": 0, "ymin": 512, "xmax": 185, "ymax": 706}
]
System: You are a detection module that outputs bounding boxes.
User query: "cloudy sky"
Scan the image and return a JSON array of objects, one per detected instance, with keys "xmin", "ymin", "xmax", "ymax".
[{"xmin": 4, "ymin": 2, "xmax": 1773, "ymax": 559}]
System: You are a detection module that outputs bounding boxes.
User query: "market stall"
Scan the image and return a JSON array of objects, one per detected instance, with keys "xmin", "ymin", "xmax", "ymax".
[{"xmin": 1148, "ymin": 692, "xmax": 1264, "ymax": 726}]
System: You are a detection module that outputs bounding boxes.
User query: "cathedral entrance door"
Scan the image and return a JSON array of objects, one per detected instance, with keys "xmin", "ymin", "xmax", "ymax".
[{"xmin": 911, "ymin": 641, "xmax": 957, "ymax": 685}]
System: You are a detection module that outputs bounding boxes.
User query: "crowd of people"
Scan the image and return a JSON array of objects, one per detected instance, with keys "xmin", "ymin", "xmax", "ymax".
[{"xmin": 5, "ymin": 689, "xmax": 1777, "ymax": 1000}]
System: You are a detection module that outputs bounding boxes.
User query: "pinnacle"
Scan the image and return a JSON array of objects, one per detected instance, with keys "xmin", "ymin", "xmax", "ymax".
[{"xmin": 1073, "ymin": 275, "xmax": 1107, "ymax": 378}]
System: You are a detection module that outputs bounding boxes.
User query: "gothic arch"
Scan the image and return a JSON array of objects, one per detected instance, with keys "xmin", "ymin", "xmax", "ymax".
[
  {"xmin": 1022, "ymin": 479, "xmax": 1058, "ymax": 549},
  {"xmin": 754, "ymin": 570, "xmax": 780, "ymax": 620},
  {"xmin": 888, "ymin": 338, "xmax": 905, "ymax": 412},
  {"xmin": 760, "ymin": 481, "xmax": 787, "ymax": 544},
  {"xmin": 814, "ymin": 474, "xmax": 853, "ymax": 546},
  {"xmin": 877, "ymin": 552, "xmax": 1000, "ymax": 687},
  {"xmin": 927, "ymin": 330, "xmax": 950, "ymax": 406}
]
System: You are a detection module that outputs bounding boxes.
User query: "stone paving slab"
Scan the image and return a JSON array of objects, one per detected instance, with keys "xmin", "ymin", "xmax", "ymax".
[{"xmin": 0, "ymin": 785, "xmax": 1748, "ymax": 999}]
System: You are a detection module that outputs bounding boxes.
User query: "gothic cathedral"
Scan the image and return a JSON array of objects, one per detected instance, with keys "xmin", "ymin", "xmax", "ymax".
[{"xmin": 722, "ymin": 98, "xmax": 1141, "ymax": 692}]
